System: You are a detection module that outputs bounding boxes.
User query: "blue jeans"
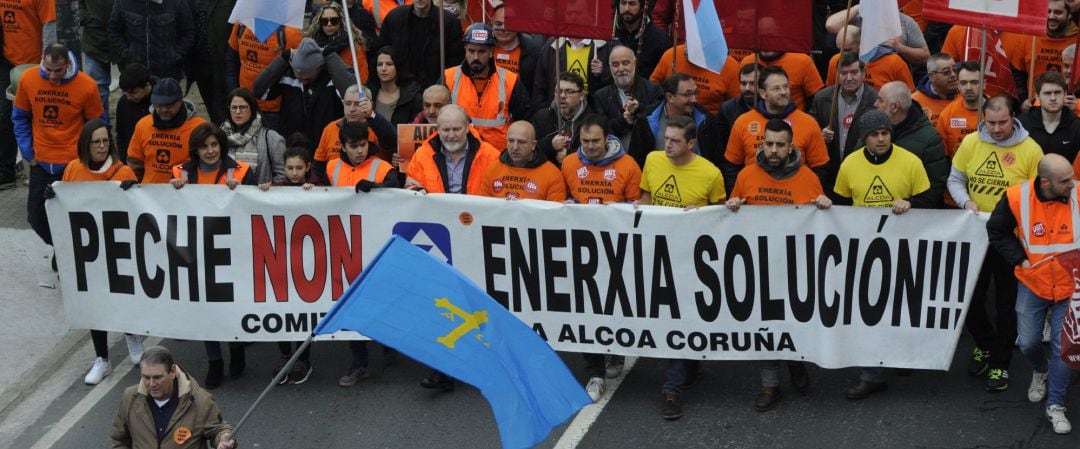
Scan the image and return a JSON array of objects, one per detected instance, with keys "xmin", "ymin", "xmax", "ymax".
[
  {"xmin": 82, "ymin": 54, "xmax": 111, "ymax": 118},
  {"xmin": 1016, "ymin": 283, "xmax": 1070, "ymax": 406},
  {"xmin": 661, "ymin": 359, "xmax": 700, "ymax": 394}
]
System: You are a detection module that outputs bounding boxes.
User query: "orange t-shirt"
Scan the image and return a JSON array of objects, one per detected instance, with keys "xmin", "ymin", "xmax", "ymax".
[
  {"xmin": 339, "ymin": 45, "xmax": 369, "ymax": 85},
  {"xmin": 127, "ymin": 115, "xmax": 209, "ymax": 184},
  {"xmin": 651, "ymin": 46, "xmax": 739, "ymax": 115},
  {"xmin": 14, "ymin": 72, "xmax": 104, "ymax": 165},
  {"xmin": 494, "ymin": 46, "xmax": 522, "ymax": 74},
  {"xmin": 0, "ymin": 0, "xmax": 54, "ymax": 65},
  {"xmin": 228, "ymin": 25, "xmax": 304, "ymax": 113},
  {"xmin": 825, "ymin": 53, "xmax": 915, "ymax": 91},
  {"xmin": 901, "ymin": 0, "xmax": 926, "ymax": 31},
  {"xmin": 912, "ymin": 90, "xmax": 955, "ymax": 131},
  {"xmin": 61, "ymin": 159, "xmax": 137, "ymax": 182},
  {"xmin": 313, "ymin": 119, "xmax": 383, "ymax": 162},
  {"xmin": 560, "ymin": 153, "xmax": 642, "ymax": 204},
  {"xmin": 934, "ymin": 98, "xmax": 980, "ymax": 157},
  {"xmin": 725, "ymin": 108, "xmax": 830, "ymax": 169},
  {"xmin": 738, "ymin": 53, "xmax": 824, "ymax": 110},
  {"xmin": 480, "ymin": 158, "xmax": 567, "ymax": 201},
  {"xmin": 730, "ymin": 162, "xmax": 824, "ymax": 205},
  {"xmin": 1003, "ymin": 31, "xmax": 1075, "ymax": 89}
]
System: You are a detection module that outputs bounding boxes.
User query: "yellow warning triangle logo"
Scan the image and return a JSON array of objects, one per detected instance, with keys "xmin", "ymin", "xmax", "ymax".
[
  {"xmin": 567, "ymin": 59, "xmax": 588, "ymax": 90},
  {"xmin": 863, "ymin": 175, "xmax": 894, "ymax": 204},
  {"xmin": 975, "ymin": 152, "xmax": 1005, "ymax": 177},
  {"xmin": 654, "ymin": 174, "xmax": 683, "ymax": 203}
]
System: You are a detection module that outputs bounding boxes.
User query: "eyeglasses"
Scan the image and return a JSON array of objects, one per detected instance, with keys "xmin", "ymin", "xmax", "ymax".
[
  {"xmin": 555, "ymin": 88, "xmax": 582, "ymax": 96},
  {"xmin": 320, "ymin": 17, "xmax": 341, "ymax": 26},
  {"xmin": 931, "ymin": 68, "xmax": 956, "ymax": 76},
  {"xmin": 674, "ymin": 91, "xmax": 697, "ymax": 97},
  {"xmin": 229, "ymin": 105, "xmax": 250, "ymax": 111},
  {"xmin": 91, "ymin": 138, "xmax": 110, "ymax": 147}
]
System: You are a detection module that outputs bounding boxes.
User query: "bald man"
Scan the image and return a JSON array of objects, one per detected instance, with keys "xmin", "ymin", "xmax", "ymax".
[
  {"xmin": 480, "ymin": 120, "xmax": 567, "ymax": 200},
  {"xmin": 412, "ymin": 85, "xmax": 452, "ymax": 124},
  {"xmin": 405, "ymin": 105, "xmax": 500, "ymax": 196},
  {"xmin": 987, "ymin": 152, "xmax": 1077, "ymax": 434},
  {"xmin": 854, "ymin": 80, "xmax": 948, "ymax": 207},
  {"xmin": 825, "ymin": 25, "xmax": 915, "ymax": 91},
  {"xmin": 593, "ymin": 45, "xmax": 664, "ymax": 150}
]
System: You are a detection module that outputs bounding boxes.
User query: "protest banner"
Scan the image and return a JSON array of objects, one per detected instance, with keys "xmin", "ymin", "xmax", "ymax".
[
  {"xmin": 396, "ymin": 124, "xmax": 437, "ymax": 175},
  {"xmin": 47, "ymin": 183, "xmax": 988, "ymax": 369}
]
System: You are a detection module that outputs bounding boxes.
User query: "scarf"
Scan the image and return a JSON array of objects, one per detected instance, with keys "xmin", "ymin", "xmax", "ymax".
[{"xmin": 222, "ymin": 115, "xmax": 263, "ymax": 149}]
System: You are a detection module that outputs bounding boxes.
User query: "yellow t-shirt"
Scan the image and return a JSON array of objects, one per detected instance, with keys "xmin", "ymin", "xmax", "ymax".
[
  {"xmin": 565, "ymin": 45, "xmax": 591, "ymax": 92},
  {"xmin": 834, "ymin": 145, "xmax": 931, "ymax": 208},
  {"xmin": 952, "ymin": 133, "xmax": 1042, "ymax": 212},
  {"xmin": 640, "ymin": 152, "xmax": 726, "ymax": 208}
]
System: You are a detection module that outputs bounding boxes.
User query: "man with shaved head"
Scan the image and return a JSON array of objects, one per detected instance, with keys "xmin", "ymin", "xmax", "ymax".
[
  {"xmin": 412, "ymin": 85, "xmax": 452, "ymax": 124},
  {"xmin": 854, "ymin": 80, "xmax": 948, "ymax": 206},
  {"xmin": 479, "ymin": 120, "xmax": 566, "ymax": 200},
  {"xmin": 987, "ymin": 153, "xmax": 1077, "ymax": 435},
  {"xmin": 825, "ymin": 25, "xmax": 914, "ymax": 91},
  {"xmin": 950, "ymin": 95, "xmax": 1044, "ymax": 393},
  {"xmin": 593, "ymin": 45, "xmax": 664, "ymax": 150}
]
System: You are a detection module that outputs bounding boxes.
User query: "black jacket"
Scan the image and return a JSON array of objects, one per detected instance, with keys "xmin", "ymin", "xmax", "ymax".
[
  {"xmin": 699, "ymin": 97, "xmax": 752, "ymax": 184},
  {"xmin": 1018, "ymin": 107, "xmax": 1080, "ymax": 163},
  {"xmin": 593, "ymin": 76, "xmax": 664, "ymax": 134},
  {"xmin": 514, "ymin": 34, "xmax": 544, "ymax": 103},
  {"xmin": 611, "ymin": 20, "xmax": 671, "ymax": 80},
  {"xmin": 252, "ymin": 53, "xmax": 355, "ymax": 153},
  {"xmin": 109, "ymin": 0, "xmax": 195, "ymax": 80},
  {"xmin": 530, "ymin": 101, "xmax": 596, "ymax": 165},
  {"xmin": 376, "ymin": 5, "xmax": 464, "ymax": 89},
  {"xmin": 116, "ymin": 95, "xmax": 152, "ymax": 161},
  {"xmin": 366, "ymin": 79, "xmax": 424, "ymax": 126},
  {"xmin": 533, "ymin": 38, "xmax": 612, "ymax": 113},
  {"xmin": 80, "ymin": 0, "xmax": 116, "ymax": 63}
]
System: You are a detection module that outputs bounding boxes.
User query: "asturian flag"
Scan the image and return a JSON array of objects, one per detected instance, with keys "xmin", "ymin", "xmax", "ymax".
[
  {"xmin": 682, "ymin": 0, "xmax": 728, "ymax": 74},
  {"xmin": 228, "ymin": 0, "xmax": 305, "ymax": 43}
]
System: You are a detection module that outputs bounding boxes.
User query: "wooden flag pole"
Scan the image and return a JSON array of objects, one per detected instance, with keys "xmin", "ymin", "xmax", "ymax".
[
  {"xmin": 826, "ymin": 0, "xmax": 854, "ymax": 138},
  {"xmin": 230, "ymin": 334, "xmax": 316, "ymax": 438},
  {"xmin": 672, "ymin": 0, "xmax": 680, "ymax": 72},
  {"xmin": 1028, "ymin": 35, "xmax": 1037, "ymax": 100}
]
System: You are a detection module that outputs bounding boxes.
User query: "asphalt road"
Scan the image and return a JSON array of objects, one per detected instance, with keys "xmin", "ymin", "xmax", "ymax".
[{"xmin": 6, "ymin": 335, "xmax": 1080, "ymax": 449}]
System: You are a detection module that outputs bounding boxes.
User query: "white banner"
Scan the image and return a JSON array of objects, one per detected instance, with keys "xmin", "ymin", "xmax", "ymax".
[{"xmin": 46, "ymin": 183, "xmax": 989, "ymax": 369}]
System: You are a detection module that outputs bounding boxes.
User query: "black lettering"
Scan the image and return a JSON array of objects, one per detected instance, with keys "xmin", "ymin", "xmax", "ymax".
[
  {"xmin": 571, "ymin": 230, "xmax": 602, "ymax": 314},
  {"xmin": 859, "ymin": 238, "xmax": 891, "ymax": 326},
  {"xmin": 758, "ymin": 236, "xmax": 784, "ymax": 321},
  {"xmin": 650, "ymin": 236, "xmax": 679, "ymax": 318},
  {"xmin": 724, "ymin": 236, "xmax": 754, "ymax": 321},
  {"xmin": 482, "ymin": 226, "xmax": 509, "ymax": 308},
  {"xmin": 892, "ymin": 239, "xmax": 925, "ymax": 327},
  {"xmin": 102, "ymin": 212, "xmax": 135, "ymax": 294},
  {"xmin": 694, "ymin": 235, "xmax": 722, "ymax": 322},
  {"xmin": 135, "ymin": 213, "xmax": 165, "ymax": 298},
  {"xmin": 787, "ymin": 235, "xmax": 815, "ymax": 323},
  {"xmin": 167, "ymin": 216, "xmax": 199, "ymax": 301},
  {"xmin": 203, "ymin": 217, "xmax": 233, "ymax": 302},
  {"xmin": 69, "ymin": 212, "xmax": 99, "ymax": 292},
  {"xmin": 510, "ymin": 228, "xmax": 541, "ymax": 312},
  {"xmin": 818, "ymin": 235, "xmax": 842, "ymax": 327}
]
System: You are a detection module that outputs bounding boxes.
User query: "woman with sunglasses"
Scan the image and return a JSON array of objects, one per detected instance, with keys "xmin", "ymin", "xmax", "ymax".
[{"xmin": 307, "ymin": 2, "xmax": 369, "ymax": 84}]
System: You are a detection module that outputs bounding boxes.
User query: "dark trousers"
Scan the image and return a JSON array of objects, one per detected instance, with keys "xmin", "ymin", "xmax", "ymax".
[
  {"xmin": 190, "ymin": 65, "xmax": 227, "ymax": 126},
  {"xmin": 277, "ymin": 341, "xmax": 311, "ymax": 362},
  {"xmin": 0, "ymin": 58, "xmax": 15, "ymax": 183},
  {"xmin": 965, "ymin": 247, "xmax": 1018, "ymax": 370},
  {"xmin": 28, "ymin": 165, "xmax": 62, "ymax": 244},
  {"xmin": 662, "ymin": 359, "xmax": 700, "ymax": 395},
  {"xmin": 582, "ymin": 353, "xmax": 605, "ymax": 379}
]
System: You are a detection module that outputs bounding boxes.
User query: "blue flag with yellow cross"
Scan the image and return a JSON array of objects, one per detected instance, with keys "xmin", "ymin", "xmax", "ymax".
[{"xmin": 314, "ymin": 235, "xmax": 591, "ymax": 449}]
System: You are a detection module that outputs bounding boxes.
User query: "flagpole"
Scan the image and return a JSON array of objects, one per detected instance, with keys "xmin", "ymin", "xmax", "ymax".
[
  {"xmin": 671, "ymin": 0, "xmax": 679, "ymax": 73},
  {"xmin": 978, "ymin": 26, "xmax": 987, "ymax": 124},
  {"xmin": 1027, "ymin": 36, "xmax": 1037, "ymax": 100},
  {"xmin": 340, "ymin": 0, "xmax": 366, "ymax": 98},
  {"xmin": 439, "ymin": 1, "xmax": 447, "ymax": 85},
  {"xmin": 230, "ymin": 334, "xmax": 316, "ymax": 438},
  {"xmin": 826, "ymin": 0, "xmax": 854, "ymax": 139}
]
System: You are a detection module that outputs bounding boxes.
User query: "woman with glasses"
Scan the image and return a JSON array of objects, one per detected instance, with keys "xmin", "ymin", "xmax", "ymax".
[
  {"xmin": 221, "ymin": 88, "xmax": 287, "ymax": 189},
  {"xmin": 367, "ymin": 46, "xmax": 422, "ymax": 125},
  {"xmin": 307, "ymin": 2, "xmax": 370, "ymax": 84},
  {"xmin": 58, "ymin": 119, "xmax": 146, "ymax": 385}
]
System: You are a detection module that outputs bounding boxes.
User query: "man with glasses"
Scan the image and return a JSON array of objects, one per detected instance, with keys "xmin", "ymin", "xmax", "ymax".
[
  {"xmin": 530, "ymin": 72, "xmax": 596, "ymax": 165},
  {"xmin": 313, "ymin": 85, "xmax": 397, "ymax": 183},
  {"xmin": 913, "ymin": 53, "xmax": 959, "ymax": 130},
  {"xmin": 624, "ymin": 73, "xmax": 710, "ymax": 165},
  {"xmin": 725, "ymin": 66, "xmax": 830, "ymax": 187},
  {"xmin": 444, "ymin": 23, "xmax": 530, "ymax": 149}
]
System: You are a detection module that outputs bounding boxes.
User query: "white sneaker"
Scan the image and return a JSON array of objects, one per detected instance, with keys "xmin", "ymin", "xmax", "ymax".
[
  {"xmin": 126, "ymin": 334, "xmax": 146, "ymax": 364},
  {"xmin": 1043, "ymin": 318, "xmax": 1053, "ymax": 343},
  {"xmin": 1047, "ymin": 405, "xmax": 1072, "ymax": 434},
  {"xmin": 84, "ymin": 357, "xmax": 112, "ymax": 385},
  {"xmin": 1029, "ymin": 371, "xmax": 1049, "ymax": 402},
  {"xmin": 585, "ymin": 377, "xmax": 606, "ymax": 403}
]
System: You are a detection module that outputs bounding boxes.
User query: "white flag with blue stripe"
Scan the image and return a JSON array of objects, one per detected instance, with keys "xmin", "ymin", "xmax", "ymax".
[
  {"xmin": 682, "ymin": 0, "xmax": 728, "ymax": 74},
  {"xmin": 229, "ymin": 0, "xmax": 305, "ymax": 43},
  {"xmin": 858, "ymin": 0, "xmax": 902, "ymax": 63}
]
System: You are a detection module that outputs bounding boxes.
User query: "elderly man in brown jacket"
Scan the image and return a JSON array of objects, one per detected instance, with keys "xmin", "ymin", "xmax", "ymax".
[{"xmin": 111, "ymin": 346, "xmax": 236, "ymax": 449}]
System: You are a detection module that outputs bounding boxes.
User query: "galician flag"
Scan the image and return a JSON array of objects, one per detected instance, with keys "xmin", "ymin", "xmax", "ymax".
[
  {"xmin": 682, "ymin": 0, "xmax": 728, "ymax": 74},
  {"xmin": 858, "ymin": 0, "xmax": 903, "ymax": 63},
  {"xmin": 228, "ymin": 0, "xmax": 305, "ymax": 43}
]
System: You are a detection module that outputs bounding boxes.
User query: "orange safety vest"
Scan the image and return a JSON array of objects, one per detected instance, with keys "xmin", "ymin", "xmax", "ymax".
[
  {"xmin": 364, "ymin": 0, "xmax": 411, "ymax": 29},
  {"xmin": 1007, "ymin": 180, "xmax": 1080, "ymax": 301},
  {"xmin": 171, "ymin": 162, "xmax": 252, "ymax": 185},
  {"xmin": 328, "ymin": 157, "xmax": 391, "ymax": 187},
  {"xmin": 444, "ymin": 66, "xmax": 516, "ymax": 149}
]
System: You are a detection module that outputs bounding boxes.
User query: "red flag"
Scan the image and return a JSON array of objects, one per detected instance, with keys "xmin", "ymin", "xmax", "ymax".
[
  {"xmin": 960, "ymin": 27, "xmax": 1019, "ymax": 98},
  {"xmin": 716, "ymin": 1, "xmax": 812, "ymax": 53},
  {"xmin": 923, "ymin": 0, "xmax": 1048, "ymax": 35},
  {"xmin": 1070, "ymin": 33, "xmax": 1080, "ymax": 93},
  {"xmin": 465, "ymin": 0, "xmax": 495, "ymax": 26},
  {"xmin": 503, "ymin": 0, "xmax": 613, "ymax": 40},
  {"xmin": 1054, "ymin": 249, "xmax": 1080, "ymax": 369}
]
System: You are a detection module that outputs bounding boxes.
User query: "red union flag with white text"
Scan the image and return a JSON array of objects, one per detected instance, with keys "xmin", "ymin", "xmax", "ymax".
[
  {"xmin": 959, "ymin": 27, "xmax": 1018, "ymax": 97},
  {"xmin": 923, "ymin": 0, "xmax": 1048, "ymax": 35},
  {"xmin": 1054, "ymin": 249, "xmax": 1080, "ymax": 369}
]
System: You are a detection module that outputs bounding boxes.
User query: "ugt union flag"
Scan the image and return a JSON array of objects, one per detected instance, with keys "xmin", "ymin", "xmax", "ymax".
[
  {"xmin": 229, "ymin": 0, "xmax": 305, "ymax": 43},
  {"xmin": 314, "ymin": 236, "xmax": 591, "ymax": 449},
  {"xmin": 682, "ymin": 0, "xmax": 728, "ymax": 74}
]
